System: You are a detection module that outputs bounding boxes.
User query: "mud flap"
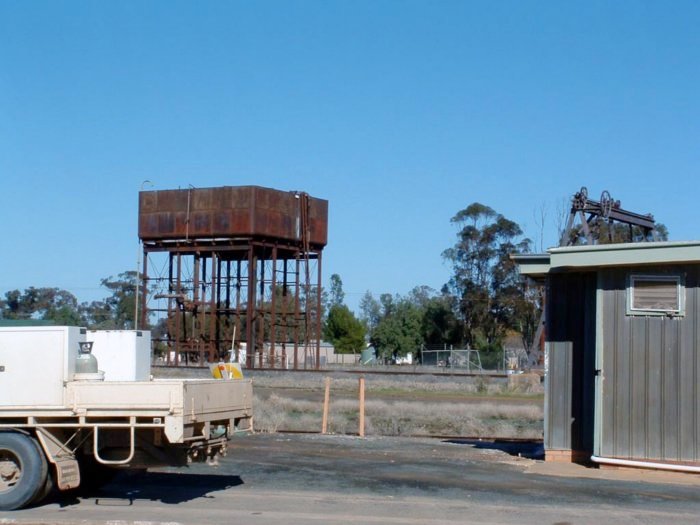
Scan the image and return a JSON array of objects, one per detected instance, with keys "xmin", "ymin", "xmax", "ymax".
[
  {"xmin": 54, "ymin": 458, "xmax": 80, "ymax": 490},
  {"xmin": 35, "ymin": 428, "xmax": 81, "ymax": 490}
]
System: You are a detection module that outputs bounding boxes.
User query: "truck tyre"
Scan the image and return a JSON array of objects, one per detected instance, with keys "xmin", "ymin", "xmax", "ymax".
[
  {"xmin": 31, "ymin": 470, "xmax": 54, "ymax": 506},
  {"xmin": 0, "ymin": 432, "xmax": 48, "ymax": 510}
]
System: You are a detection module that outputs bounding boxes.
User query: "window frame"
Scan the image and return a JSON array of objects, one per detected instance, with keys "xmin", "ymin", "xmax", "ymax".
[{"xmin": 627, "ymin": 273, "xmax": 685, "ymax": 317}]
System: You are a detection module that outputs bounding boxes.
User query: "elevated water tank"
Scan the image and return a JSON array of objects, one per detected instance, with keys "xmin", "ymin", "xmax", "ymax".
[{"xmin": 138, "ymin": 186, "xmax": 328, "ymax": 247}]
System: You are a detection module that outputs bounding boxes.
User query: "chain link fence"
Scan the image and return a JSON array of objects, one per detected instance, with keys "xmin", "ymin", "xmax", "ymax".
[{"xmin": 419, "ymin": 345, "xmax": 483, "ymax": 372}]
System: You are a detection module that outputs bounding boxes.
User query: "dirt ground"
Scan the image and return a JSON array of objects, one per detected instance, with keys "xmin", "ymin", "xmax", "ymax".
[{"xmin": 3, "ymin": 433, "xmax": 700, "ymax": 525}]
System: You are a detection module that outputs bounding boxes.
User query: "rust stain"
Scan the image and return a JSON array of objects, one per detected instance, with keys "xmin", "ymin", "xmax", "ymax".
[{"xmin": 138, "ymin": 185, "xmax": 328, "ymax": 247}]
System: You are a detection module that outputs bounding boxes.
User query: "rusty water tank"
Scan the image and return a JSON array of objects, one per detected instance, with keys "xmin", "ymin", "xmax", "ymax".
[{"xmin": 138, "ymin": 186, "xmax": 328, "ymax": 247}]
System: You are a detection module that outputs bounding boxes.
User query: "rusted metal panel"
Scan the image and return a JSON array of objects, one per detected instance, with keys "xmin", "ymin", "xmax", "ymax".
[{"xmin": 139, "ymin": 186, "xmax": 328, "ymax": 247}]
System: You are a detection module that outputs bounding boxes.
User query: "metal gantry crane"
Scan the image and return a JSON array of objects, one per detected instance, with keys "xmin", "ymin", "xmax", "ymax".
[
  {"xmin": 525, "ymin": 187, "xmax": 658, "ymax": 368},
  {"xmin": 559, "ymin": 187, "xmax": 657, "ymax": 246}
]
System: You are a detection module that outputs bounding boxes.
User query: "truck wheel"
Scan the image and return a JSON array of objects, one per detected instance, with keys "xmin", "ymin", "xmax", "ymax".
[
  {"xmin": 0, "ymin": 432, "xmax": 48, "ymax": 510},
  {"xmin": 31, "ymin": 468, "xmax": 54, "ymax": 506}
]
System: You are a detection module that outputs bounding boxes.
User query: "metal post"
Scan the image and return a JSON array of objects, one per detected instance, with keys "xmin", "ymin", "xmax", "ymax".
[
  {"xmin": 270, "ymin": 246, "xmax": 278, "ymax": 369},
  {"xmin": 293, "ymin": 256, "xmax": 300, "ymax": 370},
  {"xmin": 246, "ymin": 249, "xmax": 256, "ymax": 369},
  {"xmin": 175, "ymin": 253, "xmax": 182, "ymax": 366},
  {"xmin": 217, "ymin": 255, "xmax": 224, "ymax": 357},
  {"xmin": 139, "ymin": 247, "xmax": 148, "ymax": 330},
  {"xmin": 258, "ymin": 253, "xmax": 265, "ymax": 369},
  {"xmin": 165, "ymin": 252, "xmax": 174, "ymax": 366},
  {"xmin": 136, "ymin": 180, "xmax": 152, "ymax": 330},
  {"xmin": 321, "ymin": 377, "xmax": 331, "ymax": 434},
  {"xmin": 315, "ymin": 252, "xmax": 323, "ymax": 370},
  {"xmin": 358, "ymin": 377, "xmax": 365, "ymax": 438},
  {"xmin": 135, "ymin": 243, "xmax": 141, "ymax": 330},
  {"xmin": 194, "ymin": 254, "xmax": 202, "ymax": 364},
  {"xmin": 235, "ymin": 259, "xmax": 242, "ymax": 363},
  {"xmin": 209, "ymin": 253, "xmax": 218, "ymax": 362}
]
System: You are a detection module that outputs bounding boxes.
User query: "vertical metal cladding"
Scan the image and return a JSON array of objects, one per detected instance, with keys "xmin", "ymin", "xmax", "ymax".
[
  {"xmin": 545, "ymin": 273, "xmax": 597, "ymax": 453},
  {"xmin": 548, "ymin": 265, "xmax": 700, "ymax": 463},
  {"xmin": 598, "ymin": 265, "xmax": 700, "ymax": 462}
]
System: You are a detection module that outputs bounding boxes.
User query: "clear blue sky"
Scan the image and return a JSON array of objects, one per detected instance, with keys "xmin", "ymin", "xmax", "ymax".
[{"xmin": 1, "ymin": 1, "xmax": 698, "ymax": 312}]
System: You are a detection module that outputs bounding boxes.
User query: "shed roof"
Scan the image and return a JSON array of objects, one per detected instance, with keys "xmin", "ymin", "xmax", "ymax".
[{"xmin": 513, "ymin": 241, "xmax": 700, "ymax": 277}]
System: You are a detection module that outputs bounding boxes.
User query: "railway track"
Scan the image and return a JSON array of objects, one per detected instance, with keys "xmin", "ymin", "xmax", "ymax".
[
  {"xmin": 153, "ymin": 364, "xmax": 512, "ymax": 379},
  {"xmin": 268, "ymin": 428, "xmax": 543, "ymax": 444}
]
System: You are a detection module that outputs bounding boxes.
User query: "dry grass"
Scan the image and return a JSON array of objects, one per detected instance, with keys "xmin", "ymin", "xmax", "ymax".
[
  {"xmin": 153, "ymin": 366, "xmax": 543, "ymax": 438},
  {"xmin": 251, "ymin": 372, "xmax": 544, "ymax": 397},
  {"xmin": 253, "ymin": 391, "xmax": 543, "ymax": 439}
]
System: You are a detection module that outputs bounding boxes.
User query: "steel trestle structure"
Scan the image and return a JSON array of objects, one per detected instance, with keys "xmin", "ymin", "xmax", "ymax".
[
  {"xmin": 138, "ymin": 186, "xmax": 328, "ymax": 370},
  {"xmin": 525, "ymin": 187, "xmax": 658, "ymax": 368}
]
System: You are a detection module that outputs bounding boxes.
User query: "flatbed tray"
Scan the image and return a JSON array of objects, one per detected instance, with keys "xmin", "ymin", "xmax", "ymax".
[{"xmin": 0, "ymin": 379, "xmax": 253, "ymax": 443}]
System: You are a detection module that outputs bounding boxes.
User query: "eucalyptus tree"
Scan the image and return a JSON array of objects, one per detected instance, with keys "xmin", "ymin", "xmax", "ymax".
[{"xmin": 443, "ymin": 203, "xmax": 533, "ymax": 349}]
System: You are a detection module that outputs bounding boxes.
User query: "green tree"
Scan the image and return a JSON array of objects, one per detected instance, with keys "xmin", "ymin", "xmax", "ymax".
[
  {"xmin": 86, "ymin": 272, "xmax": 140, "ymax": 329},
  {"xmin": 371, "ymin": 299, "xmax": 422, "ymax": 361},
  {"xmin": 359, "ymin": 291, "xmax": 381, "ymax": 333},
  {"xmin": 0, "ymin": 272, "xmax": 152, "ymax": 330},
  {"xmin": 419, "ymin": 292, "xmax": 461, "ymax": 346},
  {"xmin": 655, "ymin": 223, "xmax": 669, "ymax": 241},
  {"xmin": 404, "ymin": 285, "xmax": 462, "ymax": 347},
  {"xmin": 48, "ymin": 290, "xmax": 82, "ymax": 325},
  {"xmin": 360, "ymin": 288, "xmax": 460, "ymax": 361},
  {"xmin": 328, "ymin": 274, "xmax": 345, "ymax": 308},
  {"xmin": 0, "ymin": 287, "xmax": 83, "ymax": 325},
  {"xmin": 407, "ymin": 285, "xmax": 434, "ymax": 309},
  {"xmin": 323, "ymin": 304, "xmax": 366, "ymax": 354},
  {"xmin": 589, "ymin": 221, "xmax": 669, "ymax": 244},
  {"xmin": 379, "ymin": 293, "xmax": 395, "ymax": 318},
  {"xmin": 442, "ymin": 203, "xmax": 533, "ymax": 353}
]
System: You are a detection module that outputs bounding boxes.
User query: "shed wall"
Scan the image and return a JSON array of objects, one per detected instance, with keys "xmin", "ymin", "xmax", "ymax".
[
  {"xmin": 598, "ymin": 265, "xmax": 700, "ymax": 462},
  {"xmin": 545, "ymin": 272, "xmax": 597, "ymax": 454}
]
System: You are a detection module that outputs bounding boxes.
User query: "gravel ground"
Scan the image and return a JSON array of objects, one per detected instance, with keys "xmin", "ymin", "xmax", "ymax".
[{"xmin": 3, "ymin": 433, "xmax": 700, "ymax": 525}]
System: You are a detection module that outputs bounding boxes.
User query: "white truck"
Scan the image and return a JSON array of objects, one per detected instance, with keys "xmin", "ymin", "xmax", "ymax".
[{"xmin": 0, "ymin": 326, "xmax": 253, "ymax": 510}]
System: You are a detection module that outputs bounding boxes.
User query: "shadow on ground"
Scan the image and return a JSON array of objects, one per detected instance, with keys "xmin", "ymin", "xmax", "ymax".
[
  {"xmin": 443, "ymin": 439, "xmax": 544, "ymax": 459},
  {"xmin": 46, "ymin": 471, "xmax": 244, "ymax": 508}
]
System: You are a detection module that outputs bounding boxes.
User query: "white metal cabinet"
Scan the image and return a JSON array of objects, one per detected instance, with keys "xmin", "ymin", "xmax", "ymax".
[
  {"xmin": 87, "ymin": 330, "xmax": 151, "ymax": 381},
  {"xmin": 0, "ymin": 326, "xmax": 84, "ymax": 406}
]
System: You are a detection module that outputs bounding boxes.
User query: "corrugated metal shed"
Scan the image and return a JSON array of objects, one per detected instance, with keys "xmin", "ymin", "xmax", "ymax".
[
  {"xmin": 515, "ymin": 241, "xmax": 700, "ymax": 469},
  {"xmin": 597, "ymin": 265, "xmax": 700, "ymax": 463}
]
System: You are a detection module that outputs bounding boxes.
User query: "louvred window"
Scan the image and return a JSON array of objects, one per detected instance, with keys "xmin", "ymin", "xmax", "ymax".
[{"xmin": 629, "ymin": 275, "xmax": 682, "ymax": 314}]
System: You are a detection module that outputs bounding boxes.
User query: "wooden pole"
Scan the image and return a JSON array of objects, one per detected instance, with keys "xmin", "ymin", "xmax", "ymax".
[
  {"xmin": 358, "ymin": 377, "xmax": 365, "ymax": 437},
  {"xmin": 321, "ymin": 377, "xmax": 331, "ymax": 434}
]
